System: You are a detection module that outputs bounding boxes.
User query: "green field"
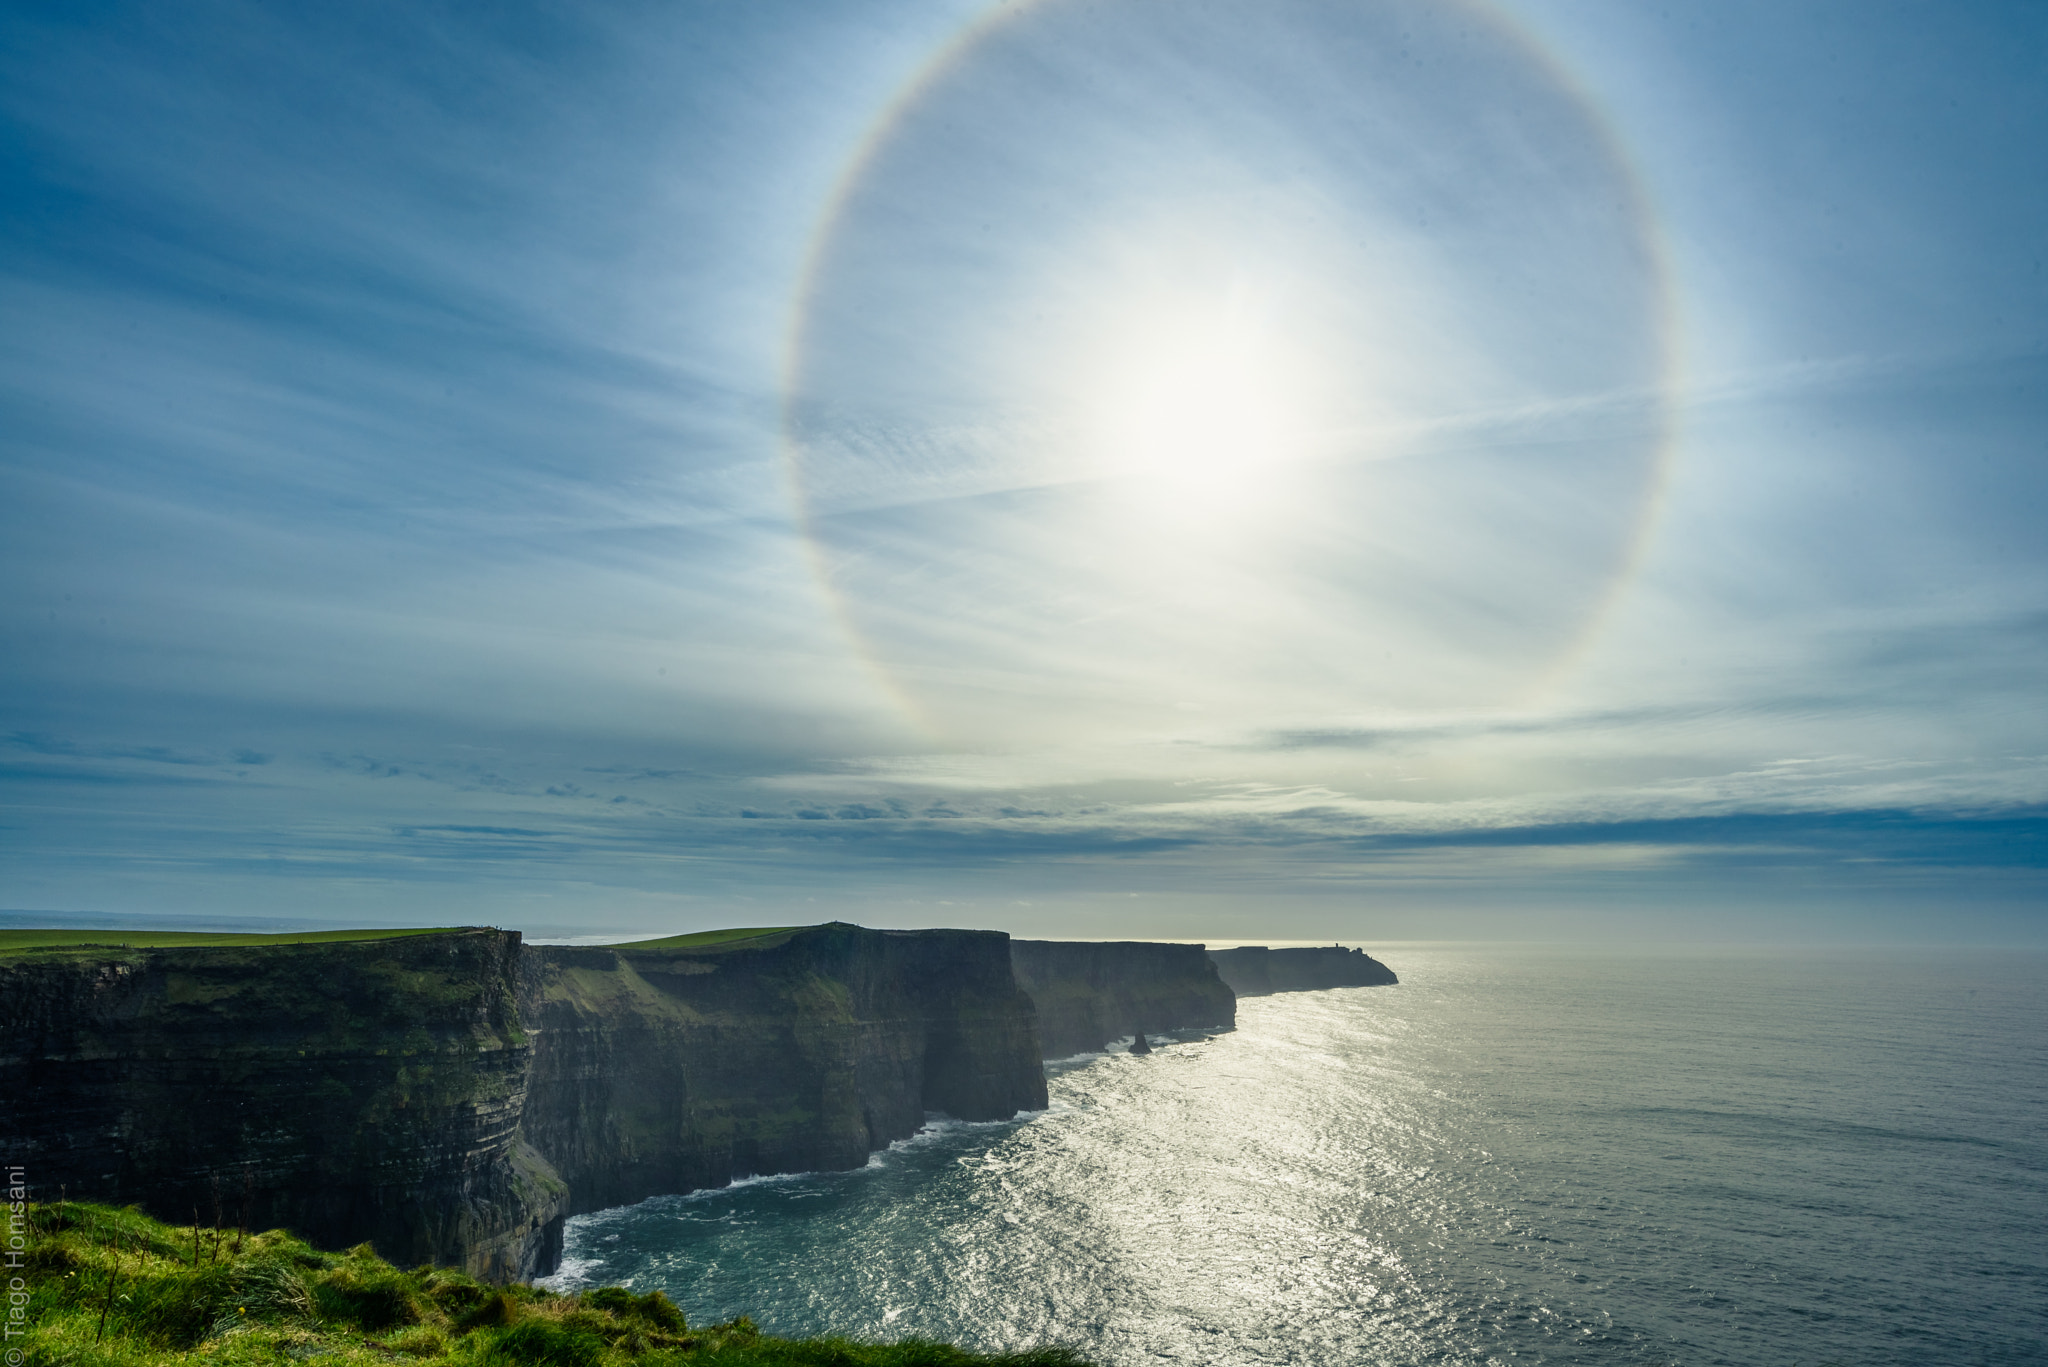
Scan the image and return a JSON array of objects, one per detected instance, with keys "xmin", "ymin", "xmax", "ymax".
[
  {"xmin": 616, "ymin": 926, "xmax": 804, "ymax": 953},
  {"xmin": 16, "ymin": 1202, "xmax": 1082, "ymax": 1367},
  {"xmin": 0, "ymin": 927, "xmax": 465, "ymax": 957},
  {"xmin": 0, "ymin": 923, "xmax": 816, "ymax": 960}
]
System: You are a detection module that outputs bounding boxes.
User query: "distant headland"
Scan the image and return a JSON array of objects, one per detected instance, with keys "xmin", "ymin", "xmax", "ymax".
[{"xmin": 0, "ymin": 924, "xmax": 1396, "ymax": 1281}]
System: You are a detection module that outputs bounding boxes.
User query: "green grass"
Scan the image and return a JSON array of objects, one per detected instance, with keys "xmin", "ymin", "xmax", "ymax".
[
  {"xmin": 615, "ymin": 927, "xmax": 805, "ymax": 953},
  {"xmin": 0, "ymin": 928, "xmax": 467, "ymax": 957},
  {"xmin": 0, "ymin": 924, "xmax": 808, "ymax": 959},
  {"xmin": 16, "ymin": 1204, "xmax": 1084, "ymax": 1367}
]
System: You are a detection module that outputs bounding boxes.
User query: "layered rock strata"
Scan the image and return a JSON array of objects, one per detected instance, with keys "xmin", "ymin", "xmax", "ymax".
[
  {"xmin": 0, "ymin": 929, "xmax": 561, "ymax": 1280},
  {"xmin": 516, "ymin": 923, "xmax": 1047, "ymax": 1219},
  {"xmin": 1, "ymin": 924, "xmax": 1400, "ymax": 1282},
  {"xmin": 1207, "ymin": 944, "xmax": 1399, "ymax": 995},
  {"xmin": 0, "ymin": 923, "xmax": 1047, "ymax": 1281},
  {"xmin": 1009, "ymin": 939, "xmax": 1236, "ymax": 1058}
]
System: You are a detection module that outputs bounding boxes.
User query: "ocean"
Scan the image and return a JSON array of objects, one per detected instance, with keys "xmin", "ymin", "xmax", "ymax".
[{"xmin": 541, "ymin": 946, "xmax": 2048, "ymax": 1365}]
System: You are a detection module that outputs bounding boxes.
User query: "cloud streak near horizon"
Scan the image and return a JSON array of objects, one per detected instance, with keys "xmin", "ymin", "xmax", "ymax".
[{"xmin": 2, "ymin": 0, "xmax": 2046, "ymax": 941}]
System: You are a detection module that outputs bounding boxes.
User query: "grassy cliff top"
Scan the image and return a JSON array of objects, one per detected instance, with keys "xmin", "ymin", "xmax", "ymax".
[
  {"xmin": 613, "ymin": 926, "xmax": 805, "ymax": 954},
  {"xmin": 0, "ymin": 926, "xmax": 470, "ymax": 957},
  {"xmin": 23, "ymin": 1202, "xmax": 1084, "ymax": 1367}
]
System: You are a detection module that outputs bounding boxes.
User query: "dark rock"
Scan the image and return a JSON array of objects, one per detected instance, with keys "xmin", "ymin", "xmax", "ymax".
[
  {"xmin": 1010, "ymin": 940, "xmax": 1235, "ymax": 1058},
  {"xmin": 515, "ymin": 922, "xmax": 1047, "ymax": 1222},
  {"xmin": 1129, "ymin": 1032, "xmax": 1152, "ymax": 1055},
  {"xmin": 1207, "ymin": 945, "xmax": 1398, "ymax": 996},
  {"xmin": 0, "ymin": 922, "xmax": 1048, "ymax": 1281},
  {"xmin": 0, "ymin": 929, "xmax": 562, "ymax": 1280},
  {"xmin": 7, "ymin": 922, "xmax": 1308, "ymax": 1281}
]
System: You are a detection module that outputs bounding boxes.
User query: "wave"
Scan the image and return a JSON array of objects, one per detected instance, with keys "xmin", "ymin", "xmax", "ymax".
[
  {"xmin": 532, "ymin": 1252, "xmax": 608, "ymax": 1293},
  {"xmin": 865, "ymin": 1112, "xmax": 1034, "ymax": 1168}
]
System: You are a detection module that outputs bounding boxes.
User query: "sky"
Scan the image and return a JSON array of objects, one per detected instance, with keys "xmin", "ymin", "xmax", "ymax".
[{"xmin": 2, "ymin": 0, "xmax": 2044, "ymax": 943}]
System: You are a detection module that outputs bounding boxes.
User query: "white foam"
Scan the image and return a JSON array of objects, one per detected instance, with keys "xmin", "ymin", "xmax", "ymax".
[
  {"xmin": 676, "ymin": 1168, "xmax": 822, "ymax": 1200},
  {"xmin": 1046, "ymin": 1029, "xmax": 1217, "ymax": 1069},
  {"xmin": 861, "ymin": 1111, "xmax": 1034, "ymax": 1168},
  {"xmin": 533, "ymin": 1254, "xmax": 604, "ymax": 1293}
]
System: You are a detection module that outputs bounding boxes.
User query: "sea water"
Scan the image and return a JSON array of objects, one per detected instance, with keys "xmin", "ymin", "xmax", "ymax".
[{"xmin": 543, "ymin": 947, "xmax": 2048, "ymax": 1365}]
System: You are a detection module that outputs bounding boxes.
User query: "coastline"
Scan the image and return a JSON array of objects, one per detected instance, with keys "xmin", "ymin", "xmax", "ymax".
[{"xmin": 0, "ymin": 922, "xmax": 1395, "ymax": 1281}]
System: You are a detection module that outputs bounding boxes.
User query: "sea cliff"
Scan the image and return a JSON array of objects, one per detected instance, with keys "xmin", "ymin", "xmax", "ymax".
[
  {"xmin": 0, "ymin": 923, "xmax": 1045, "ymax": 1281},
  {"xmin": 1009, "ymin": 940, "xmax": 1235, "ymax": 1058},
  {"xmin": 0, "ymin": 928, "xmax": 562, "ymax": 1281},
  {"xmin": 1206, "ymin": 944, "xmax": 1399, "ymax": 995},
  {"xmin": 1, "ymin": 923, "xmax": 1393, "ymax": 1282},
  {"xmin": 516, "ymin": 923, "xmax": 1047, "ymax": 1221}
]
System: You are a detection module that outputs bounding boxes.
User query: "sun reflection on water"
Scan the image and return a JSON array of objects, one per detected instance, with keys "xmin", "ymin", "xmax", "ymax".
[{"xmin": 552, "ymin": 950, "xmax": 2048, "ymax": 1365}]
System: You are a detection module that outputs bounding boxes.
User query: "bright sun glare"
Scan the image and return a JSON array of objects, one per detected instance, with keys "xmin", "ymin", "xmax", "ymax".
[
  {"xmin": 788, "ymin": 0, "xmax": 1675, "ymax": 733},
  {"xmin": 1088, "ymin": 283, "xmax": 1314, "ymax": 523}
]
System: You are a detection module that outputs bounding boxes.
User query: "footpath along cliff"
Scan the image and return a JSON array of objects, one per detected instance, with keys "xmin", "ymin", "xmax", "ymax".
[{"xmin": 0, "ymin": 922, "xmax": 1394, "ymax": 1280}]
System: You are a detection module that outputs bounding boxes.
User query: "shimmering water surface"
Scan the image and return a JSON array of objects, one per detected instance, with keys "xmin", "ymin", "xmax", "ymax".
[{"xmin": 547, "ymin": 947, "xmax": 2048, "ymax": 1365}]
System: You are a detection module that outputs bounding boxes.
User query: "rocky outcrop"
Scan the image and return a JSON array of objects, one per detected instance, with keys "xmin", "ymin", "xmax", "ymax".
[
  {"xmin": 1207, "ymin": 945, "xmax": 1398, "ymax": 995},
  {"xmin": 0, "ymin": 929, "xmax": 562, "ymax": 1280},
  {"xmin": 1009, "ymin": 940, "xmax": 1236, "ymax": 1058},
  {"xmin": 516, "ymin": 923, "xmax": 1046, "ymax": 1220}
]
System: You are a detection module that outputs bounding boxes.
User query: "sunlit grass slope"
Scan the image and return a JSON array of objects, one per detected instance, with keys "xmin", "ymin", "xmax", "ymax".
[
  {"xmin": 0, "ymin": 925, "xmax": 813, "ymax": 958},
  {"xmin": 612, "ymin": 927, "xmax": 804, "ymax": 952},
  {"xmin": 0, "ymin": 924, "xmax": 826, "ymax": 959},
  {"xmin": 20, "ymin": 1203, "xmax": 1084, "ymax": 1367},
  {"xmin": 0, "ymin": 928, "xmax": 458, "ymax": 956}
]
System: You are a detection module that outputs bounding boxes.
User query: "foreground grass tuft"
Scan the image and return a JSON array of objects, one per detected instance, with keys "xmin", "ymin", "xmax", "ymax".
[{"xmin": 16, "ymin": 1204, "xmax": 1086, "ymax": 1367}]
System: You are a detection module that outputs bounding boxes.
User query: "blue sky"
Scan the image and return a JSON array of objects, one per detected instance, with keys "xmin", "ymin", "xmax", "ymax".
[{"xmin": 3, "ymin": 0, "xmax": 2044, "ymax": 942}]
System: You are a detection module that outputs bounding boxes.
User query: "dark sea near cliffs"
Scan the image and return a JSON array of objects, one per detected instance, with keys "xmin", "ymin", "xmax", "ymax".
[{"xmin": 542, "ymin": 946, "xmax": 2048, "ymax": 1366}]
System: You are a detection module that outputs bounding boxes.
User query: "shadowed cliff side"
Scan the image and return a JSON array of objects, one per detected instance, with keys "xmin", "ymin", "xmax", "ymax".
[
  {"xmin": 1009, "ymin": 940, "xmax": 1236, "ymax": 1059},
  {"xmin": 516, "ymin": 923, "xmax": 1048, "ymax": 1226},
  {"xmin": 0, "ymin": 928, "xmax": 563, "ymax": 1280},
  {"xmin": 1207, "ymin": 945, "xmax": 1398, "ymax": 995}
]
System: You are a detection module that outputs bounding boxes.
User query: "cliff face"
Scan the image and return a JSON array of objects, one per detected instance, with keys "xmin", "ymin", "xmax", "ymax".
[
  {"xmin": 516, "ymin": 923, "xmax": 1047, "ymax": 1219},
  {"xmin": 1009, "ymin": 940, "xmax": 1236, "ymax": 1058},
  {"xmin": 0, "ymin": 930, "xmax": 562, "ymax": 1280},
  {"xmin": 1207, "ymin": 945, "xmax": 1398, "ymax": 995},
  {"xmin": 0, "ymin": 922, "xmax": 1071, "ymax": 1280}
]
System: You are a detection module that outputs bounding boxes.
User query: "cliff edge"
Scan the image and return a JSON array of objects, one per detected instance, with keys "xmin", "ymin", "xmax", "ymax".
[
  {"xmin": 1207, "ymin": 944, "xmax": 1398, "ymax": 995},
  {"xmin": 1009, "ymin": 940, "xmax": 1236, "ymax": 1058},
  {"xmin": 0, "ymin": 922, "xmax": 1049, "ymax": 1280},
  {"xmin": 0, "ymin": 928, "xmax": 563, "ymax": 1280},
  {"xmin": 517, "ymin": 922, "xmax": 1047, "ymax": 1221},
  {"xmin": 4, "ymin": 923, "xmax": 1400, "ymax": 1281}
]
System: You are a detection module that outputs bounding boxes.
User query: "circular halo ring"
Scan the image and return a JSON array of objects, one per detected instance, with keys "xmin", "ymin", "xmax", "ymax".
[{"xmin": 781, "ymin": 0, "xmax": 1683, "ymax": 739}]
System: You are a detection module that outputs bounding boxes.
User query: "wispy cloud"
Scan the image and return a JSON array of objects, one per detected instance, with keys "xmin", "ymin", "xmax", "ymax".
[{"xmin": 2, "ymin": 1, "xmax": 2045, "ymax": 938}]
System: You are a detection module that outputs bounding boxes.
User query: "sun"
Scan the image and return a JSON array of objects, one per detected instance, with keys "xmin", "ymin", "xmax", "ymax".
[{"xmin": 1085, "ymin": 277, "xmax": 1318, "ymax": 526}]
